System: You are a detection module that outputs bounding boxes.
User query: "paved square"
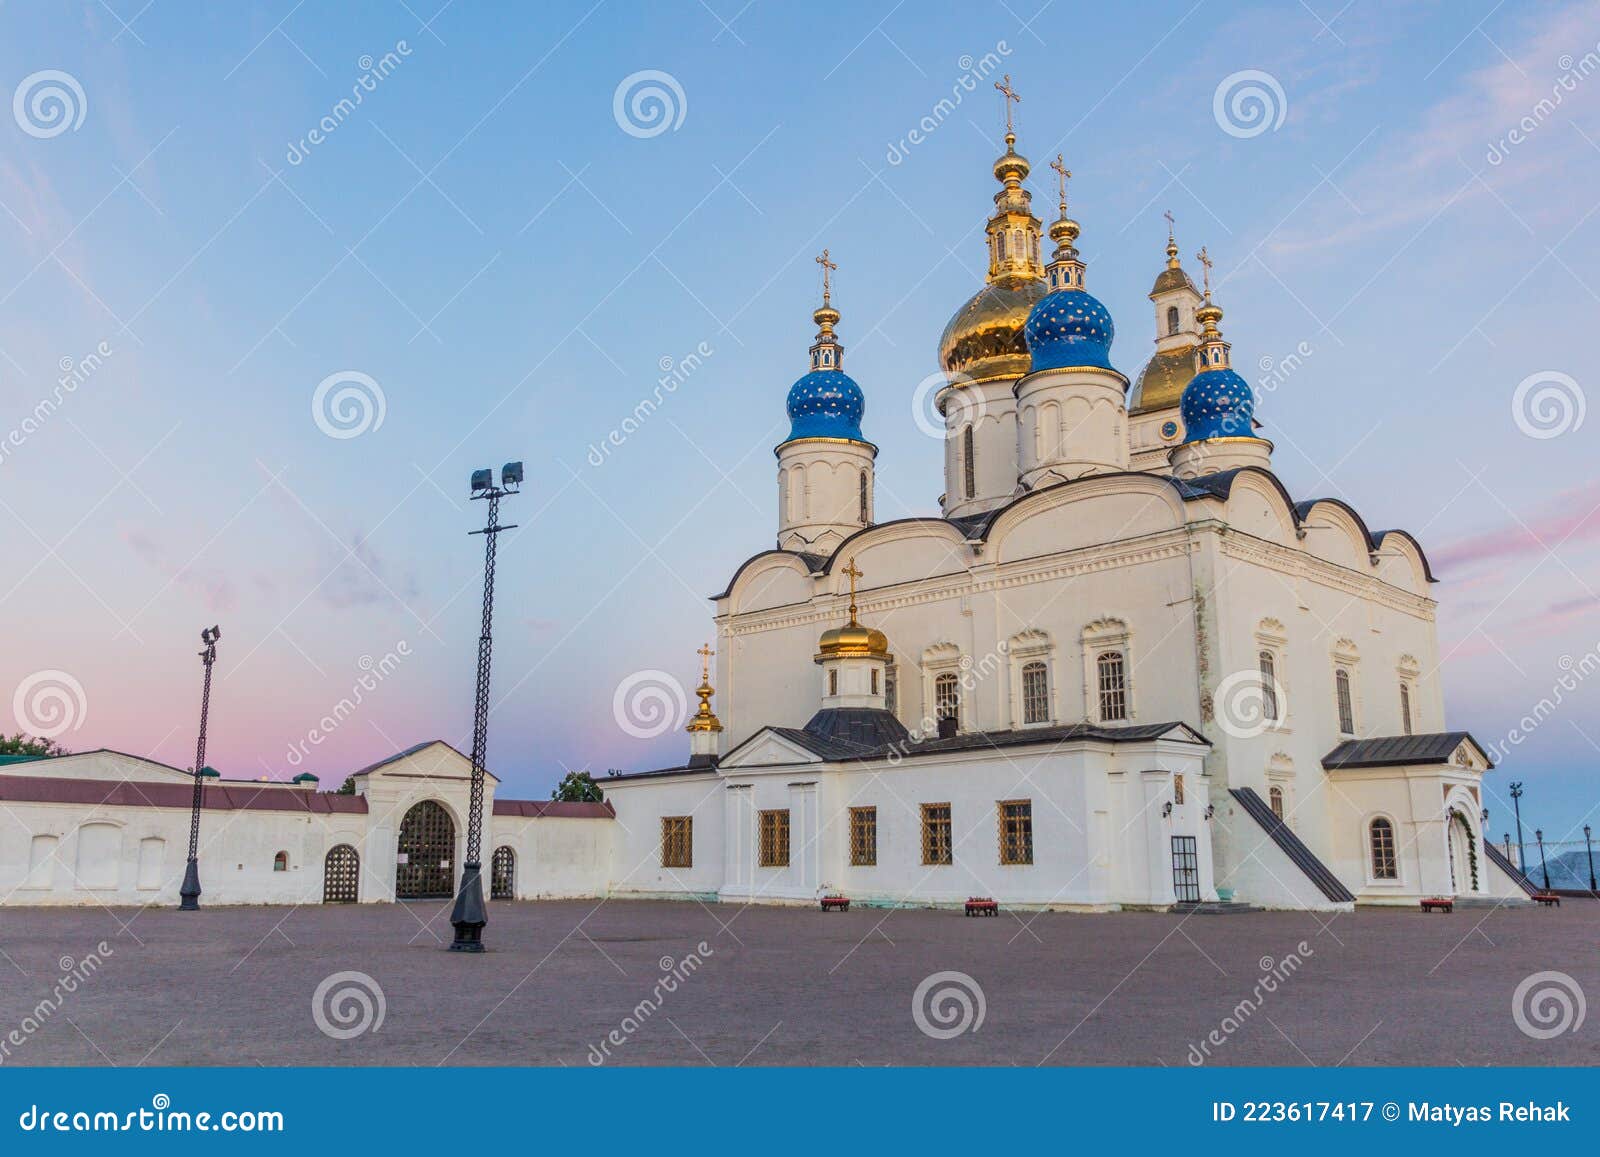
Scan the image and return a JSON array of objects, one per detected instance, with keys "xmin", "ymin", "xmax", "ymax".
[{"xmin": 0, "ymin": 900, "xmax": 1594, "ymax": 1066}]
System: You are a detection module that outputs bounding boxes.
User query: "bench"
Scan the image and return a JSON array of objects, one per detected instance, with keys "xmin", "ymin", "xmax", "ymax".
[
  {"xmin": 820, "ymin": 895, "xmax": 850, "ymax": 912},
  {"xmin": 964, "ymin": 897, "xmax": 998, "ymax": 917},
  {"xmin": 1419, "ymin": 897, "xmax": 1453, "ymax": 913},
  {"xmin": 1533, "ymin": 892, "xmax": 1561, "ymax": 907}
]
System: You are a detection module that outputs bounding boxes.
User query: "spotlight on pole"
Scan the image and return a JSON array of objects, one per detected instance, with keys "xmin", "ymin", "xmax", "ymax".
[
  {"xmin": 449, "ymin": 462, "xmax": 520, "ymax": 952},
  {"xmin": 179, "ymin": 625, "xmax": 222, "ymax": 911}
]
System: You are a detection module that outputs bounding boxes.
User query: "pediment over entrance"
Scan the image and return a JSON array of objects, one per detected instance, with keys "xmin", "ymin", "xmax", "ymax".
[
  {"xmin": 719, "ymin": 729, "xmax": 826, "ymax": 769},
  {"xmin": 351, "ymin": 740, "xmax": 500, "ymax": 786}
]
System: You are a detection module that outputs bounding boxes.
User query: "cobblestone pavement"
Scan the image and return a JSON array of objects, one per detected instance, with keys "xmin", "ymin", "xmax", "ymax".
[{"xmin": 0, "ymin": 899, "xmax": 1594, "ymax": 1066}]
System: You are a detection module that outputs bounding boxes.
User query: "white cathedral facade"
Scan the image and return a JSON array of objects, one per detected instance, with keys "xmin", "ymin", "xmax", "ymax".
[{"xmin": 1, "ymin": 125, "xmax": 1533, "ymax": 914}]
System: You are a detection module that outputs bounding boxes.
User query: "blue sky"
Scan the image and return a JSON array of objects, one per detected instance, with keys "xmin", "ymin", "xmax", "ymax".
[{"xmin": 1, "ymin": 1, "xmax": 1597, "ymax": 845}]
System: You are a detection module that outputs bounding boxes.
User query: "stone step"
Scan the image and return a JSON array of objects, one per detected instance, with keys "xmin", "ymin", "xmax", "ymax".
[{"xmin": 1169, "ymin": 901, "xmax": 1261, "ymax": 915}]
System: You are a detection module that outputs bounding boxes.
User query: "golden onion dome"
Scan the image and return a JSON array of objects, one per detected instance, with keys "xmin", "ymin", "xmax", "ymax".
[
  {"xmin": 1195, "ymin": 298, "xmax": 1224, "ymax": 328},
  {"xmin": 994, "ymin": 146, "xmax": 1030, "ymax": 183},
  {"xmin": 938, "ymin": 273, "xmax": 1048, "ymax": 384},
  {"xmin": 1129, "ymin": 345, "xmax": 1200, "ymax": 414},
  {"xmin": 816, "ymin": 621, "xmax": 889, "ymax": 660}
]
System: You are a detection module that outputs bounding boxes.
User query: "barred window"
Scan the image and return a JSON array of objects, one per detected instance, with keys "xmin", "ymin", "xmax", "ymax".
[
  {"xmin": 1258, "ymin": 649, "xmax": 1279, "ymax": 721},
  {"xmin": 758, "ymin": 810, "xmax": 790, "ymax": 868},
  {"xmin": 998, "ymin": 799, "xmax": 1033, "ymax": 865},
  {"xmin": 1335, "ymin": 667, "xmax": 1355, "ymax": 734},
  {"xmin": 1021, "ymin": 660, "xmax": 1049, "ymax": 725},
  {"xmin": 1173, "ymin": 774, "xmax": 1185, "ymax": 805},
  {"xmin": 1097, "ymin": 650, "xmax": 1128, "ymax": 721},
  {"xmin": 661, "ymin": 816, "xmax": 692, "ymax": 869},
  {"xmin": 1369, "ymin": 817, "xmax": 1397, "ymax": 879},
  {"xmin": 921, "ymin": 803, "xmax": 953, "ymax": 866},
  {"xmin": 849, "ymin": 806, "xmax": 877, "ymax": 867},
  {"xmin": 935, "ymin": 672, "xmax": 960, "ymax": 727},
  {"xmin": 962, "ymin": 425, "xmax": 976, "ymax": 499},
  {"xmin": 1399, "ymin": 682, "xmax": 1413, "ymax": 735},
  {"xmin": 1269, "ymin": 785, "xmax": 1284, "ymax": 819}
]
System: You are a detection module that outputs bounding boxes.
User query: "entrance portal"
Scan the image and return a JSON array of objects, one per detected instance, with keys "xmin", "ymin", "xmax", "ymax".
[
  {"xmin": 1171, "ymin": 835, "xmax": 1200, "ymax": 902},
  {"xmin": 397, "ymin": 800, "xmax": 456, "ymax": 899}
]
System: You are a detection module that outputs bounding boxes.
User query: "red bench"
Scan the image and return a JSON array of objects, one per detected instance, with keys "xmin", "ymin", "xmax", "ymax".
[
  {"xmin": 820, "ymin": 895, "xmax": 850, "ymax": 912},
  {"xmin": 1533, "ymin": 892, "xmax": 1561, "ymax": 907},
  {"xmin": 1419, "ymin": 896, "xmax": 1453, "ymax": 913},
  {"xmin": 965, "ymin": 897, "xmax": 998, "ymax": 917}
]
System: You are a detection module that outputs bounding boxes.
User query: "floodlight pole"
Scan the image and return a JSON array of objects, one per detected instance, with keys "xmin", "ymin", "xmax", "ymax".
[
  {"xmin": 450, "ymin": 473, "xmax": 518, "ymax": 952},
  {"xmin": 1508, "ymin": 781, "xmax": 1525, "ymax": 871},
  {"xmin": 179, "ymin": 627, "xmax": 220, "ymax": 911},
  {"xmin": 1584, "ymin": 825, "xmax": 1595, "ymax": 893},
  {"xmin": 1535, "ymin": 829, "xmax": 1550, "ymax": 892}
]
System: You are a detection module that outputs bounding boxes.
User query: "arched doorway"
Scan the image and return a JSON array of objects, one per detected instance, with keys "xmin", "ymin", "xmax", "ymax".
[
  {"xmin": 397, "ymin": 800, "xmax": 456, "ymax": 899},
  {"xmin": 1446, "ymin": 810, "xmax": 1478, "ymax": 895},
  {"xmin": 324, "ymin": 844, "xmax": 360, "ymax": 903},
  {"xmin": 491, "ymin": 845, "xmax": 516, "ymax": 900}
]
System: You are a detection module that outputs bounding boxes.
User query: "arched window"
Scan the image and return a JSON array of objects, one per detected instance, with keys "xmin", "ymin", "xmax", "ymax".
[
  {"xmin": 1258, "ymin": 650, "xmax": 1279, "ymax": 721},
  {"xmin": 885, "ymin": 656, "xmax": 898, "ymax": 714},
  {"xmin": 828, "ymin": 669, "xmax": 839, "ymax": 696},
  {"xmin": 272, "ymin": 851, "xmax": 288, "ymax": 872},
  {"xmin": 935, "ymin": 673, "xmax": 960, "ymax": 727},
  {"xmin": 1173, "ymin": 773, "xmax": 1185, "ymax": 805},
  {"xmin": 491, "ymin": 845, "xmax": 516, "ymax": 900},
  {"xmin": 858, "ymin": 470, "xmax": 869, "ymax": 524},
  {"xmin": 962, "ymin": 425, "xmax": 976, "ymax": 499},
  {"xmin": 1335, "ymin": 667, "xmax": 1355, "ymax": 734},
  {"xmin": 1166, "ymin": 305, "xmax": 1180, "ymax": 335},
  {"xmin": 1096, "ymin": 651, "xmax": 1128, "ymax": 721},
  {"xmin": 996, "ymin": 232, "xmax": 1008, "ymax": 262},
  {"xmin": 1021, "ymin": 660, "xmax": 1049, "ymax": 725},
  {"xmin": 1269, "ymin": 786, "xmax": 1284, "ymax": 819},
  {"xmin": 870, "ymin": 668, "xmax": 880, "ymax": 696},
  {"xmin": 1399, "ymin": 682, "xmax": 1413, "ymax": 735},
  {"xmin": 1369, "ymin": 817, "xmax": 1397, "ymax": 879}
]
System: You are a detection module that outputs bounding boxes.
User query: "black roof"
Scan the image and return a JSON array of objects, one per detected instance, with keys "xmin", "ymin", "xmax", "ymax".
[
  {"xmin": 1322, "ymin": 731, "xmax": 1490, "ymax": 770},
  {"xmin": 748, "ymin": 718, "xmax": 1206, "ymax": 765}
]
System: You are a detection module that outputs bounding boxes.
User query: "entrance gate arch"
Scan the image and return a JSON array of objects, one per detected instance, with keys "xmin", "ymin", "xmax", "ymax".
[{"xmin": 397, "ymin": 800, "xmax": 456, "ymax": 899}]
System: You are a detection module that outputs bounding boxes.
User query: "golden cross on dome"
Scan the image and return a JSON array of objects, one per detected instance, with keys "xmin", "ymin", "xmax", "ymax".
[
  {"xmin": 1196, "ymin": 245, "xmax": 1213, "ymax": 296},
  {"xmin": 841, "ymin": 558, "xmax": 863, "ymax": 622},
  {"xmin": 815, "ymin": 248, "xmax": 837, "ymax": 303},
  {"xmin": 995, "ymin": 74, "xmax": 1020, "ymax": 135},
  {"xmin": 1163, "ymin": 209, "xmax": 1176, "ymax": 241},
  {"xmin": 1050, "ymin": 153, "xmax": 1071, "ymax": 212},
  {"xmin": 697, "ymin": 642, "xmax": 715, "ymax": 682}
]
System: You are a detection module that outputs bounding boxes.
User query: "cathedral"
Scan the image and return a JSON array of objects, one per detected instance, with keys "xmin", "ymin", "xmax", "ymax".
[{"xmin": 0, "ymin": 108, "xmax": 1535, "ymax": 914}]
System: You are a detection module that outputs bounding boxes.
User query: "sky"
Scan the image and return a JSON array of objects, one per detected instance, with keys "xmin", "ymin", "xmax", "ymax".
[{"xmin": 1, "ymin": 0, "xmax": 1597, "ymax": 847}]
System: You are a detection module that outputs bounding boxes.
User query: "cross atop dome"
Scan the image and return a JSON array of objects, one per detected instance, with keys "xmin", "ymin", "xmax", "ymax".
[
  {"xmin": 995, "ymin": 74, "xmax": 1020, "ymax": 139},
  {"xmin": 816, "ymin": 248, "xmax": 836, "ymax": 304},
  {"xmin": 1050, "ymin": 153, "xmax": 1071, "ymax": 215}
]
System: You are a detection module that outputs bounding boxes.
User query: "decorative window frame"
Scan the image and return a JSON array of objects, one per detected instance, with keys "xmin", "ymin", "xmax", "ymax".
[
  {"xmin": 1081, "ymin": 618, "xmax": 1134, "ymax": 723},
  {"xmin": 1332, "ymin": 637, "xmax": 1361, "ymax": 737},
  {"xmin": 1254, "ymin": 618, "xmax": 1291, "ymax": 733},
  {"xmin": 922, "ymin": 642, "xmax": 965, "ymax": 733},
  {"xmin": 1397, "ymin": 654, "xmax": 1421, "ymax": 736},
  {"xmin": 1364, "ymin": 812, "xmax": 1403, "ymax": 886},
  {"xmin": 1006, "ymin": 628, "xmax": 1055, "ymax": 728}
]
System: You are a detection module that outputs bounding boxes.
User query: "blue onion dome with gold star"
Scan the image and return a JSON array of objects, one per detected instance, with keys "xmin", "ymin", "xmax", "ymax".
[
  {"xmin": 783, "ymin": 261, "xmax": 869, "ymax": 444},
  {"xmin": 1024, "ymin": 167, "xmax": 1117, "ymax": 373},
  {"xmin": 1180, "ymin": 291, "xmax": 1256, "ymax": 441}
]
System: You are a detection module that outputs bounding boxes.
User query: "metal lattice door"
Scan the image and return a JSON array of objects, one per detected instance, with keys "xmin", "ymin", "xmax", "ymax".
[
  {"xmin": 396, "ymin": 800, "xmax": 456, "ymax": 899},
  {"xmin": 323, "ymin": 844, "xmax": 360, "ymax": 903},
  {"xmin": 1171, "ymin": 835, "xmax": 1200, "ymax": 902},
  {"xmin": 491, "ymin": 845, "xmax": 516, "ymax": 900}
]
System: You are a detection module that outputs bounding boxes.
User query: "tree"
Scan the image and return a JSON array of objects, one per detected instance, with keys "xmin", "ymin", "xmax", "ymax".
[
  {"xmin": 335, "ymin": 776, "xmax": 356, "ymax": 796},
  {"xmin": 551, "ymin": 770, "xmax": 604, "ymax": 803},
  {"xmin": 1, "ymin": 732, "xmax": 69, "ymax": 758}
]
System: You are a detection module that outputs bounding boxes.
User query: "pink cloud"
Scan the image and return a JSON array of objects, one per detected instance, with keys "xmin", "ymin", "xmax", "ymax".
[{"xmin": 1431, "ymin": 489, "xmax": 1600, "ymax": 574}]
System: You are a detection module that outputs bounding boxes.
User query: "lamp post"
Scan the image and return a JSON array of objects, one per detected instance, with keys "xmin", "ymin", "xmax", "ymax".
[
  {"xmin": 1535, "ymin": 828, "xmax": 1550, "ymax": 892},
  {"xmin": 1585, "ymin": 824, "xmax": 1596, "ymax": 893},
  {"xmin": 179, "ymin": 625, "xmax": 220, "ymax": 911},
  {"xmin": 449, "ymin": 462, "xmax": 521, "ymax": 953},
  {"xmin": 1508, "ymin": 781, "xmax": 1525, "ymax": 872}
]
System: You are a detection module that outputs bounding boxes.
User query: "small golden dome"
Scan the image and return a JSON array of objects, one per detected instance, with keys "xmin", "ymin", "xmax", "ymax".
[
  {"xmin": 1129, "ymin": 345, "xmax": 1200, "ymax": 413},
  {"xmin": 994, "ymin": 144, "xmax": 1030, "ymax": 183},
  {"xmin": 813, "ymin": 303, "xmax": 840, "ymax": 329},
  {"xmin": 1048, "ymin": 215, "xmax": 1080, "ymax": 246},
  {"xmin": 938, "ymin": 274, "xmax": 1048, "ymax": 383},
  {"xmin": 1195, "ymin": 298, "xmax": 1223, "ymax": 327},
  {"xmin": 816, "ymin": 621, "xmax": 889, "ymax": 660},
  {"xmin": 1150, "ymin": 265, "xmax": 1195, "ymax": 297}
]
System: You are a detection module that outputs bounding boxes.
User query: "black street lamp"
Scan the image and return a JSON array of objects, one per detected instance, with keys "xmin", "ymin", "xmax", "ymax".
[
  {"xmin": 1535, "ymin": 828, "xmax": 1550, "ymax": 892},
  {"xmin": 179, "ymin": 625, "xmax": 220, "ymax": 911},
  {"xmin": 1508, "ymin": 781, "xmax": 1525, "ymax": 872},
  {"xmin": 1585, "ymin": 824, "xmax": 1596, "ymax": 893},
  {"xmin": 449, "ymin": 462, "xmax": 521, "ymax": 953}
]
